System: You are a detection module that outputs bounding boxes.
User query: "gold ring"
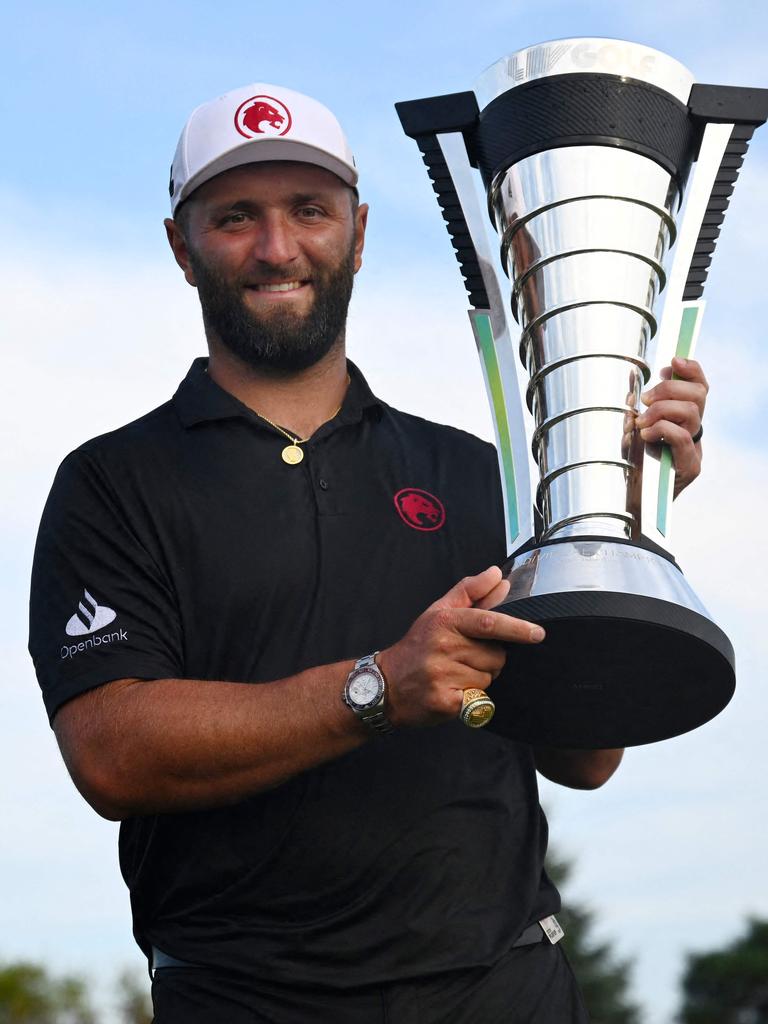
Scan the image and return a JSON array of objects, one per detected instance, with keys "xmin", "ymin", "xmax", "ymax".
[{"xmin": 460, "ymin": 687, "xmax": 496, "ymax": 728}]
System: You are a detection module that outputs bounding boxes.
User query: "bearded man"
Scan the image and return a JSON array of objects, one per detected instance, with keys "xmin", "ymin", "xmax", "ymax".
[{"xmin": 29, "ymin": 84, "xmax": 708, "ymax": 1023}]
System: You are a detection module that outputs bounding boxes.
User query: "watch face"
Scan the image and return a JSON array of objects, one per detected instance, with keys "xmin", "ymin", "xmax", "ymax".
[{"xmin": 348, "ymin": 670, "xmax": 382, "ymax": 708}]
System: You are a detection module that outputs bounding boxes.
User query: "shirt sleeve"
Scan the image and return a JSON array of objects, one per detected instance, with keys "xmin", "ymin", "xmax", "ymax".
[{"xmin": 29, "ymin": 447, "xmax": 184, "ymax": 723}]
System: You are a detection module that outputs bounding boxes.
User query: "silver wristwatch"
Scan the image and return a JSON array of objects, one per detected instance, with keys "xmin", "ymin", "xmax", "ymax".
[{"xmin": 343, "ymin": 653, "xmax": 393, "ymax": 734}]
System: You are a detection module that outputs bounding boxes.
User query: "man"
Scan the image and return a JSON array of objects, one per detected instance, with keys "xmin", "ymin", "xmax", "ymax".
[{"xmin": 29, "ymin": 83, "xmax": 708, "ymax": 1022}]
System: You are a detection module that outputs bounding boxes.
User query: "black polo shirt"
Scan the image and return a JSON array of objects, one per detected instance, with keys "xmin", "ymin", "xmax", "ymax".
[{"xmin": 29, "ymin": 358, "xmax": 558, "ymax": 987}]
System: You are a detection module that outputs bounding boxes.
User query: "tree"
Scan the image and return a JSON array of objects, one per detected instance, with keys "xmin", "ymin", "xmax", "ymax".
[
  {"xmin": 678, "ymin": 918, "xmax": 768, "ymax": 1024},
  {"xmin": 114, "ymin": 970, "xmax": 152, "ymax": 1024},
  {"xmin": 546, "ymin": 852, "xmax": 642, "ymax": 1024},
  {"xmin": 0, "ymin": 962, "xmax": 95, "ymax": 1024}
]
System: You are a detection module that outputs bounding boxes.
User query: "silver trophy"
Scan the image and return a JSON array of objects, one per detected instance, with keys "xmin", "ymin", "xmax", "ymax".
[{"xmin": 397, "ymin": 39, "xmax": 768, "ymax": 748}]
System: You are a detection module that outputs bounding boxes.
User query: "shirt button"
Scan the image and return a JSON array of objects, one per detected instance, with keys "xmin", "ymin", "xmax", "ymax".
[{"xmin": 319, "ymin": 478, "xmax": 329, "ymax": 490}]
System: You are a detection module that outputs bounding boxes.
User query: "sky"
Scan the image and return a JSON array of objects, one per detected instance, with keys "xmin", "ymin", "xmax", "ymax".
[{"xmin": 2, "ymin": 1, "xmax": 767, "ymax": 1021}]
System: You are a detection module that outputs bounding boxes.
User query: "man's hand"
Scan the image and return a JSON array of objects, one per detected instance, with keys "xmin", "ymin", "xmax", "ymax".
[
  {"xmin": 636, "ymin": 356, "xmax": 708, "ymax": 497},
  {"xmin": 378, "ymin": 566, "xmax": 545, "ymax": 728}
]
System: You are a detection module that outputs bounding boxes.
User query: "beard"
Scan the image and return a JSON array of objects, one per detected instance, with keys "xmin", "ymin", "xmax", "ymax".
[{"xmin": 189, "ymin": 239, "xmax": 356, "ymax": 373}]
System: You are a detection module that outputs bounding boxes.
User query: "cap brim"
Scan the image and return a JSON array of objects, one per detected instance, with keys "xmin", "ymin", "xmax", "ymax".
[{"xmin": 174, "ymin": 138, "xmax": 358, "ymax": 212}]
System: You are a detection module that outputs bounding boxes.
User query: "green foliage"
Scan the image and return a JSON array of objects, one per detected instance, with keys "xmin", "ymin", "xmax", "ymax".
[
  {"xmin": 0, "ymin": 963, "xmax": 152, "ymax": 1024},
  {"xmin": 0, "ymin": 962, "xmax": 95, "ymax": 1024},
  {"xmin": 678, "ymin": 918, "xmax": 768, "ymax": 1024},
  {"xmin": 115, "ymin": 970, "xmax": 152, "ymax": 1024},
  {"xmin": 546, "ymin": 852, "xmax": 642, "ymax": 1024}
]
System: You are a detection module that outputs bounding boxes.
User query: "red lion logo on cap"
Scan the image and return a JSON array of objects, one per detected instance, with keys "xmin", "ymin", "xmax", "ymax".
[
  {"xmin": 235, "ymin": 95, "xmax": 292, "ymax": 139},
  {"xmin": 394, "ymin": 489, "xmax": 446, "ymax": 532}
]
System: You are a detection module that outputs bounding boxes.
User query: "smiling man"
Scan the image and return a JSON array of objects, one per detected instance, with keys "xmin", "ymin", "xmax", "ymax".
[
  {"xmin": 29, "ymin": 84, "xmax": 708, "ymax": 1023},
  {"xmin": 175, "ymin": 163, "xmax": 363, "ymax": 375}
]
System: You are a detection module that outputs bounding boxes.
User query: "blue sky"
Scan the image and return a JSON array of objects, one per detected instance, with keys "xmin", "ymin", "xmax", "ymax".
[{"xmin": 2, "ymin": 2, "xmax": 767, "ymax": 1021}]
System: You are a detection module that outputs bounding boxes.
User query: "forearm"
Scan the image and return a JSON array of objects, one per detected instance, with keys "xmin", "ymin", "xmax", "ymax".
[
  {"xmin": 54, "ymin": 662, "xmax": 365, "ymax": 820},
  {"xmin": 53, "ymin": 567, "xmax": 555, "ymax": 820},
  {"xmin": 533, "ymin": 746, "xmax": 624, "ymax": 789}
]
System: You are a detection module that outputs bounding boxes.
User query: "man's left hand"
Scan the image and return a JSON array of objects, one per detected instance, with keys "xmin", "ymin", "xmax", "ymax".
[{"xmin": 636, "ymin": 356, "xmax": 708, "ymax": 497}]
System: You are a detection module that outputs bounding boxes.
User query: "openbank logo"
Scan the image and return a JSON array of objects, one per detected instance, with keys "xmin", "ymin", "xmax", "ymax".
[
  {"xmin": 66, "ymin": 589, "xmax": 116, "ymax": 636},
  {"xmin": 60, "ymin": 589, "xmax": 128, "ymax": 660},
  {"xmin": 61, "ymin": 628, "xmax": 128, "ymax": 660}
]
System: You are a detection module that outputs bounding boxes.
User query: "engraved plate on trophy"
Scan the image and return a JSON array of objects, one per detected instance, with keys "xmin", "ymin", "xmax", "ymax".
[{"xmin": 397, "ymin": 40, "xmax": 768, "ymax": 747}]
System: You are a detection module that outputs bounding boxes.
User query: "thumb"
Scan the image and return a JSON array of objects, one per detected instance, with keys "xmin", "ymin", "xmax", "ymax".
[{"xmin": 431, "ymin": 566, "xmax": 504, "ymax": 611}]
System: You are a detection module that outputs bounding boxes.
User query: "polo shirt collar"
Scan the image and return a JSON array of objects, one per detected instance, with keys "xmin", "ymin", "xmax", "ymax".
[{"xmin": 173, "ymin": 356, "xmax": 383, "ymax": 430}]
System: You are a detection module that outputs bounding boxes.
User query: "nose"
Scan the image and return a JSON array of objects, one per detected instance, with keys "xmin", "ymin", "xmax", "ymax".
[{"xmin": 251, "ymin": 212, "xmax": 300, "ymax": 266}]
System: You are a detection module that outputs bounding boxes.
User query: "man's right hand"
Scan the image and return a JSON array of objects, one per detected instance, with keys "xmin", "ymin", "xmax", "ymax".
[{"xmin": 378, "ymin": 566, "xmax": 546, "ymax": 728}]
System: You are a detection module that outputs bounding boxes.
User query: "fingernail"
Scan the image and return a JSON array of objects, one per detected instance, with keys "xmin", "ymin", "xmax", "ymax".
[
  {"xmin": 530, "ymin": 625, "xmax": 545, "ymax": 642},
  {"xmin": 636, "ymin": 415, "xmax": 647, "ymax": 427}
]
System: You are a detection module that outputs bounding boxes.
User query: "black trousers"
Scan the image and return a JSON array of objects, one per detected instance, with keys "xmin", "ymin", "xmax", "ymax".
[{"xmin": 151, "ymin": 942, "xmax": 589, "ymax": 1023}]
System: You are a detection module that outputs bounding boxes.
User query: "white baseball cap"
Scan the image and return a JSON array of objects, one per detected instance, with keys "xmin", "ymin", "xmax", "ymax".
[{"xmin": 169, "ymin": 83, "xmax": 358, "ymax": 214}]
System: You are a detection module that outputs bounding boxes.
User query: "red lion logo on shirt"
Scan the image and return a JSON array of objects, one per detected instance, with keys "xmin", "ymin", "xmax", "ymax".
[
  {"xmin": 234, "ymin": 95, "xmax": 292, "ymax": 139},
  {"xmin": 394, "ymin": 489, "xmax": 446, "ymax": 532}
]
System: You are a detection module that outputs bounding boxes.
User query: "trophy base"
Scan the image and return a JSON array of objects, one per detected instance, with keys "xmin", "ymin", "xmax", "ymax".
[{"xmin": 491, "ymin": 540, "xmax": 735, "ymax": 748}]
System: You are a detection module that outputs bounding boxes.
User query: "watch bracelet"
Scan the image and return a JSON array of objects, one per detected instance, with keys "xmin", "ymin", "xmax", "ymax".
[
  {"xmin": 360, "ymin": 706, "xmax": 394, "ymax": 735},
  {"xmin": 345, "ymin": 652, "xmax": 394, "ymax": 735}
]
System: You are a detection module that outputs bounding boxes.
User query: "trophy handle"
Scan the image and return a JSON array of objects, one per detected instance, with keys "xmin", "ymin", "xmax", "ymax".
[
  {"xmin": 437, "ymin": 132, "xmax": 533, "ymax": 552},
  {"xmin": 396, "ymin": 97, "xmax": 533, "ymax": 551},
  {"xmin": 644, "ymin": 85, "xmax": 768, "ymax": 545}
]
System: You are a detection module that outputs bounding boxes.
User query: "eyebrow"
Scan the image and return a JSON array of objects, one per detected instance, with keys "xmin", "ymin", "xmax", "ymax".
[{"xmin": 208, "ymin": 192, "xmax": 338, "ymax": 217}]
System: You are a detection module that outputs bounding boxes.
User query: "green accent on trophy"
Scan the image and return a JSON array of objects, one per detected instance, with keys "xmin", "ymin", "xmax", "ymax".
[
  {"xmin": 656, "ymin": 304, "xmax": 702, "ymax": 536},
  {"xmin": 473, "ymin": 313, "xmax": 519, "ymax": 543}
]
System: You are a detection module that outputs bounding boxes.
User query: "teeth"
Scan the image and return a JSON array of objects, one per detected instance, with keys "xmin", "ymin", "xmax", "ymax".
[{"xmin": 252, "ymin": 281, "xmax": 303, "ymax": 292}]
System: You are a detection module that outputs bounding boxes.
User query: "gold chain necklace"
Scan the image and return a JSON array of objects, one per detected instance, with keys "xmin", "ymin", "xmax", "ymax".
[{"xmin": 253, "ymin": 376, "xmax": 350, "ymax": 465}]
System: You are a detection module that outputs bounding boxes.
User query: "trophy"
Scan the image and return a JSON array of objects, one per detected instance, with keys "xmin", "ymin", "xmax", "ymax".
[{"xmin": 397, "ymin": 40, "xmax": 768, "ymax": 748}]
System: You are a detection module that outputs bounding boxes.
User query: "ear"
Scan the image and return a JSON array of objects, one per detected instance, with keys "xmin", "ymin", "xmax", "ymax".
[
  {"xmin": 164, "ymin": 217, "xmax": 198, "ymax": 287},
  {"xmin": 353, "ymin": 203, "xmax": 369, "ymax": 274}
]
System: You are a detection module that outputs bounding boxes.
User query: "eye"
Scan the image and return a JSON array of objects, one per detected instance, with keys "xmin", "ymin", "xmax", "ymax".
[
  {"xmin": 220, "ymin": 211, "xmax": 249, "ymax": 227},
  {"xmin": 297, "ymin": 206, "xmax": 323, "ymax": 219}
]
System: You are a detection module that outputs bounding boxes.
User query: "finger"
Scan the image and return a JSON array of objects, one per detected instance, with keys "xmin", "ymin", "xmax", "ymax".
[
  {"xmin": 431, "ymin": 566, "xmax": 504, "ymax": 612},
  {"xmin": 636, "ymin": 399, "xmax": 701, "ymax": 434},
  {"xmin": 425, "ymin": 664, "xmax": 502, "ymax": 717},
  {"xmin": 449, "ymin": 671, "xmax": 502, "ymax": 717},
  {"xmin": 454, "ymin": 640, "xmax": 508, "ymax": 678},
  {"xmin": 639, "ymin": 419, "xmax": 701, "ymax": 493},
  {"xmin": 453, "ymin": 607, "xmax": 546, "ymax": 645},
  {"xmin": 448, "ymin": 667, "xmax": 503, "ymax": 701},
  {"xmin": 657, "ymin": 358, "xmax": 709, "ymax": 384},
  {"xmin": 640, "ymin": 380, "xmax": 707, "ymax": 415},
  {"xmin": 671, "ymin": 356, "xmax": 709, "ymax": 387},
  {"xmin": 474, "ymin": 577, "xmax": 511, "ymax": 611},
  {"xmin": 638, "ymin": 418, "xmax": 698, "ymax": 457}
]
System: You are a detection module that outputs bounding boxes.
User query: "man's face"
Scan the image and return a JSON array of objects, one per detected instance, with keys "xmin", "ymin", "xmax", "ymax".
[{"xmin": 168, "ymin": 162, "xmax": 367, "ymax": 373}]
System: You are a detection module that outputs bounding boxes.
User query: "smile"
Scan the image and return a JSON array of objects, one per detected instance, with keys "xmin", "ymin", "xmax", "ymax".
[{"xmin": 249, "ymin": 281, "xmax": 306, "ymax": 293}]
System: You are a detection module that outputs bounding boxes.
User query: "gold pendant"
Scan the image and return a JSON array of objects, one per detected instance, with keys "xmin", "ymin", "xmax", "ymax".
[{"xmin": 282, "ymin": 444, "xmax": 304, "ymax": 465}]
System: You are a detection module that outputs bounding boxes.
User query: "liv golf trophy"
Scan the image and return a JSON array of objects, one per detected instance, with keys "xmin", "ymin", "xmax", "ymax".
[{"xmin": 397, "ymin": 39, "xmax": 768, "ymax": 748}]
